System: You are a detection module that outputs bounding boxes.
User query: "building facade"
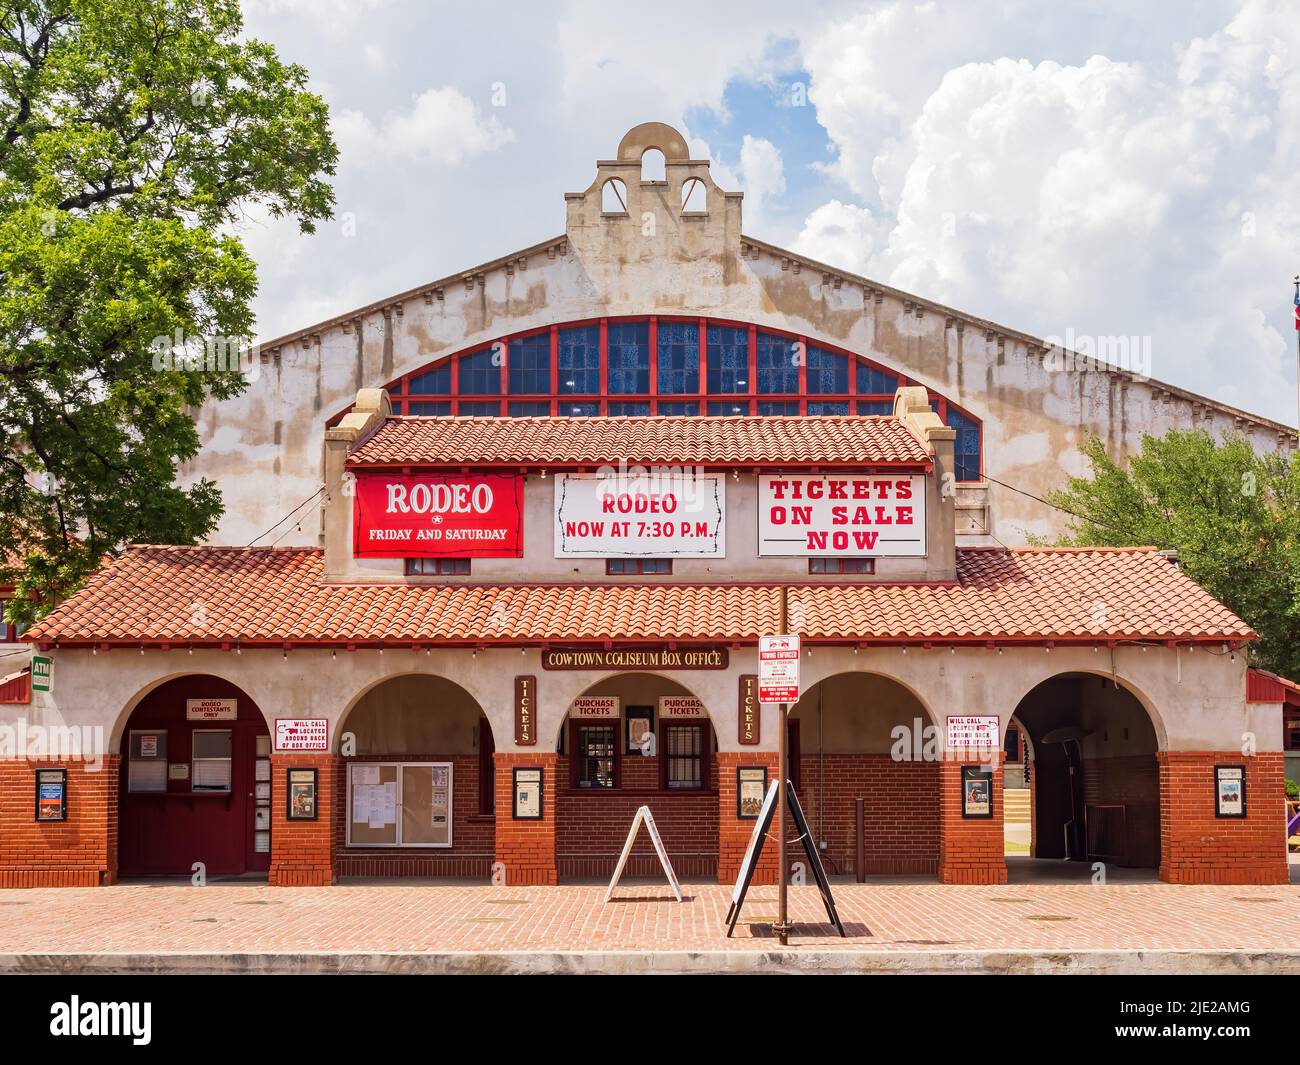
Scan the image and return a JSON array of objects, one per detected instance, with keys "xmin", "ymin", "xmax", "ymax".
[{"xmin": 0, "ymin": 124, "xmax": 1291, "ymax": 889}]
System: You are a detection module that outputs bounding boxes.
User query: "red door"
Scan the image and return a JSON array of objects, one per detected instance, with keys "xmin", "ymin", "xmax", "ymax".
[{"xmin": 118, "ymin": 676, "xmax": 271, "ymax": 878}]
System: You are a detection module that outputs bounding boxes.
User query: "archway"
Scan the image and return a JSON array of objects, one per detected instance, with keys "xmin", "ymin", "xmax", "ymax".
[
  {"xmin": 335, "ymin": 673, "xmax": 495, "ymax": 879},
  {"xmin": 118, "ymin": 675, "xmax": 270, "ymax": 878},
  {"xmin": 553, "ymin": 672, "xmax": 718, "ymax": 881},
  {"xmin": 1010, "ymin": 672, "xmax": 1161, "ymax": 880},
  {"xmin": 790, "ymin": 672, "xmax": 940, "ymax": 879}
]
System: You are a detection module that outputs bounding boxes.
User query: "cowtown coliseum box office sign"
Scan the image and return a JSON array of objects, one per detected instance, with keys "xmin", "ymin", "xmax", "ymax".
[
  {"xmin": 353, "ymin": 472, "xmax": 524, "ymax": 558},
  {"xmin": 554, "ymin": 471, "xmax": 725, "ymax": 557},
  {"xmin": 757, "ymin": 474, "xmax": 925, "ymax": 556},
  {"xmin": 541, "ymin": 648, "xmax": 729, "ymax": 670}
]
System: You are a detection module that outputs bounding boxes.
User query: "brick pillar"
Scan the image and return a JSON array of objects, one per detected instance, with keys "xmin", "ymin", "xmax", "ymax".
[
  {"xmin": 494, "ymin": 752, "xmax": 558, "ymax": 885},
  {"xmin": 0, "ymin": 757, "xmax": 119, "ymax": 887},
  {"xmin": 937, "ymin": 757, "xmax": 1007, "ymax": 884},
  {"xmin": 717, "ymin": 751, "xmax": 780, "ymax": 886},
  {"xmin": 1158, "ymin": 751, "xmax": 1288, "ymax": 885},
  {"xmin": 269, "ymin": 753, "xmax": 341, "ymax": 887}
]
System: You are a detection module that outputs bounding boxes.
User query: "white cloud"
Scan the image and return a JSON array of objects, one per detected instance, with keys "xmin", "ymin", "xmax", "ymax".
[
  {"xmin": 791, "ymin": 200, "xmax": 874, "ymax": 274},
  {"xmin": 334, "ymin": 87, "xmax": 515, "ymax": 167},
  {"xmin": 737, "ymin": 135, "xmax": 786, "ymax": 227}
]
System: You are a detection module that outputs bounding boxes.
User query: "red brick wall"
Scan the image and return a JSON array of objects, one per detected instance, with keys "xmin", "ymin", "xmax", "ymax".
[
  {"xmin": 555, "ymin": 754, "xmax": 718, "ymax": 879},
  {"xmin": 334, "ymin": 754, "xmax": 495, "ymax": 879},
  {"xmin": 1158, "ymin": 751, "xmax": 1288, "ymax": 884},
  {"xmin": 0, "ymin": 758, "xmax": 118, "ymax": 887},
  {"xmin": 717, "ymin": 752, "xmax": 778, "ymax": 885},
  {"xmin": 1081, "ymin": 754, "xmax": 1160, "ymax": 868},
  {"xmin": 937, "ymin": 758, "xmax": 1007, "ymax": 884},
  {"xmin": 269, "ymin": 753, "xmax": 340, "ymax": 887},
  {"xmin": 795, "ymin": 754, "xmax": 939, "ymax": 876},
  {"xmin": 495, "ymin": 752, "xmax": 558, "ymax": 885}
]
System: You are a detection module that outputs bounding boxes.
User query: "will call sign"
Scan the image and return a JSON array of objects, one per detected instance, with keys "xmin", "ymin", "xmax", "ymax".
[{"xmin": 353, "ymin": 472, "xmax": 524, "ymax": 558}]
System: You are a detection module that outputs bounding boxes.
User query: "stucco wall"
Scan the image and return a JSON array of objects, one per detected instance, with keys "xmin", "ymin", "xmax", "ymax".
[{"xmin": 181, "ymin": 126, "xmax": 1295, "ymax": 551}]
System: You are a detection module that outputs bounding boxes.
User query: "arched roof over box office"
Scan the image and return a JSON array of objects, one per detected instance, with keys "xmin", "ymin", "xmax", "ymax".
[{"xmin": 336, "ymin": 314, "xmax": 984, "ymax": 482}]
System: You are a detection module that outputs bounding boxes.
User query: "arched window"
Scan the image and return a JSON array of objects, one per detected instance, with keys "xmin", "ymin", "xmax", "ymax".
[
  {"xmin": 601, "ymin": 178, "xmax": 628, "ymax": 213},
  {"xmin": 681, "ymin": 177, "xmax": 706, "ymax": 212},
  {"xmin": 377, "ymin": 315, "xmax": 983, "ymax": 480},
  {"xmin": 640, "ymin": 148, "xmax": 665, "ymax": 183}
]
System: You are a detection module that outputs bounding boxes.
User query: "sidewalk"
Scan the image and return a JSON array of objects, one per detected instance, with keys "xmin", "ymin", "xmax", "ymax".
[{"xmin": 2, "ymin": 879, "xmax": 1298, "ymax": 974}]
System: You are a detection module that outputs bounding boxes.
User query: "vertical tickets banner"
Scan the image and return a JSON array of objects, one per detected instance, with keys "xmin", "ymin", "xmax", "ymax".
[
  {"xmin": 353, "ymin": 472, "xmax": 524, "ymax": 558},
  {"xmin": 757, "ymin": 473, "xmax": 925, "ymax": 556},
  {"xmin": 554, "ymin": 470, "xmax": 725, "ymax": 557},
  {"xmin": 514, "ymin": 676, "xmax": 537, "ymax": 746},
  {"xmin": 737, "ymin": 674, "xmax": 760, "ymax": 745}
]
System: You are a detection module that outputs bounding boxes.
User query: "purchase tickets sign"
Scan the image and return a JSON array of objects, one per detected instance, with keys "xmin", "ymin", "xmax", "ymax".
[
  {"xmin": 353, "ymin": 472, "xmax": 524, "ymax": 558},
  {"xmin": 757, "ymin": 474, "xmax": 925, "ymax": 556},
  {"xmin": 554, "ymin": 471, "xmax": 725, "ymax": 558}
]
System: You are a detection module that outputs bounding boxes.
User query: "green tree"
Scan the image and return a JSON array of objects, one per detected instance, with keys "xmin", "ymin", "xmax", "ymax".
[
  {"xmin": 1045, "ymin": 431, "xmax": 1300, "ymax": 678},
  {"xmin": 0, "ymin": 0, "xmax": 336, "ymax": 625}
]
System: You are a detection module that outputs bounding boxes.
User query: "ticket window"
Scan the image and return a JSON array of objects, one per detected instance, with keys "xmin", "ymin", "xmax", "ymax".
[
  {"xmin": 127, "ymin": 730, "xmax": 168, "ymax": 793},
  {"xmin": 662, "ymin": 724, "xmax": 709, "ymax": 790},
  {"xmin": 191, "ymin": 730, "xmax": 233, "ymax": 792},
  {"xmin": 573, "ymin": 724, "xmax": 617, "ymax": 788},
  {"xmin": 346, "ymin": 762, "xmax": 453, "ymax": 847}
]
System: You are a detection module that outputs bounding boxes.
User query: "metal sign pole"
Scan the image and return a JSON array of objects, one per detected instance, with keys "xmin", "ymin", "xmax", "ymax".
[{"xmin": 775, "ymin": 585, "xmax": 790, "ymax": 946}]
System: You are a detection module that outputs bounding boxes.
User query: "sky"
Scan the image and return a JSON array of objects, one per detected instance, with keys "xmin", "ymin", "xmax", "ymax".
[{"xmin": 238, "ymin": 0, "xmax": 1300, "ymax": 426}]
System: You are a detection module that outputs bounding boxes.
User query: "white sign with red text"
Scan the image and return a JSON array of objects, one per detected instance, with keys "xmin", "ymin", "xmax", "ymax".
[
  {"xmin": 274, "ymin": 718, "xmax": 329, "ymax": 752},
  {"xmin": 757, "ymin": 474, "xmax": 926, "ymax": 556},
  {"xmin": 946, "ymin": 715, "xmax": 1000, "ymax": 750},
  {"xmin": 658, "ymin": 696, "xmax": 707, "ymax": 720},
  {"xmin": 554, "ymin": 471, "xmax": 725, "ymax": 558},
  {"xmin": 758, "ymin": 635, "xmax": 800, "ymax": 704},
  {"xmin": 186, "ymin": 698, "xmax": 237, "ymax": 721},
  {"xmin": 569, "ymin": 696, "xmax": 620, "ymax": 720}
]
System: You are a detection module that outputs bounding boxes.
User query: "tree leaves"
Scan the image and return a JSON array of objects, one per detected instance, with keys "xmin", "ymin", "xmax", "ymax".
[
  {"xmin": 1047, "ymin": 431, "xmax": 1300, "ymax": 678},
  {"xmin": 0, "ymin": 0, "xmax": 336, "ymax": 625}
]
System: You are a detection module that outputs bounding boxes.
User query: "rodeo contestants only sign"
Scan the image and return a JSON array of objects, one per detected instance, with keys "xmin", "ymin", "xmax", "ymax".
[
  {"xmin": 757, "ymin": 473, "xmax": 926, "ymax": 557},
  {"xmin": 353, "ymin": 472, "xmax": 524, "ymax": 558}
]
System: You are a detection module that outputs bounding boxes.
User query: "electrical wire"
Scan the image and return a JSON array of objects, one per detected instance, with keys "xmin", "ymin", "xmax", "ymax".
[{"xmin": 246, "ymin": 486, "xmax": 325, "ymax": 546}]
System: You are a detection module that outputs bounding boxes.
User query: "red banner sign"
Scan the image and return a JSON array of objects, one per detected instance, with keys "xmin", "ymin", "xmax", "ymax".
[{"xmin": 353, "ymin": 472, "xmax": 524, "ymax": 558}]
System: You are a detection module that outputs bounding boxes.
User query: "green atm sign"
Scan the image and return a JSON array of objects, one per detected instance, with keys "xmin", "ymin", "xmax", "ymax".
[{"xmin": 31, "ymin": 655, "xmax": 52, "ymax": 693}]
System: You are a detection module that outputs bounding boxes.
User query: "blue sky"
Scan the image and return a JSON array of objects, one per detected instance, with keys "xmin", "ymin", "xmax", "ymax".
[{"xmin": 238, "ymin": 0, "xmax": 1300, "ymax": 427}]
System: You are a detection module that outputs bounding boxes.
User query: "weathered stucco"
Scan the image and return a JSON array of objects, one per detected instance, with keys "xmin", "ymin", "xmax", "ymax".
[{"xmin": 182, "ymin": 123, "xmax": 1297, "ymax": 550}]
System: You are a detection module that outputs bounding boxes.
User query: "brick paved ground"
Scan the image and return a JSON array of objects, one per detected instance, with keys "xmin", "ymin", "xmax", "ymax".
[{"xmin": 0, "ymin": 877, "xmax": 1297, "ymax": 957}]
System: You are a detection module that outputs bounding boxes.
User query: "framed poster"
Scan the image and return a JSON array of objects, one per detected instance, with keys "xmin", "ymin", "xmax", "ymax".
[
  {"xmin": 736, "ymin": 766, "xmax": 768, "ymax": 820},
  {"xmin": 287, "ymin": 767, "xmax": 318, "ymax": 821},
  {"xmin": 961, "ymin": 765, "xmax": 993, "ymax": 818},
  {"xmin": 35, "ymin": 768, "xmax": 66, "ymax": 822},
  {"xmin": 625, "ymin": 706, "xmax": 653, "ymax": 754},
  {"xmin": 1214, "ymin": 764, "xmax": 1246, "ymax": 818},
  {"xmin": 512, "ymin": 767, "xmax": 544, "ymax": 820}
]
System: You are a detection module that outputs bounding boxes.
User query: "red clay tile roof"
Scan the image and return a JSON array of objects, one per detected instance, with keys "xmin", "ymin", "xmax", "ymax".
[
  {"xmin": 26, "ymin": 545, "xmax": 1253, "ymax": 646},
  {"xmin": 346, "ymin": 415, "xmax": 932, "ymax": 468}
]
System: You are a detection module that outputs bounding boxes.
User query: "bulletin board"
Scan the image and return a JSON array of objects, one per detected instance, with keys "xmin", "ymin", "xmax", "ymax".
[
  {"xmin": 346, "ymin": 762, "xmax": 453, "ymax": 847},
  {"xmin": 346, "ymin": 763, "xmax": 400, "ymax": 846}
]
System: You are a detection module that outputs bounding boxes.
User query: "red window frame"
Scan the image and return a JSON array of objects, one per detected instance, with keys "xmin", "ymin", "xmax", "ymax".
[
  {"xmin": 360, "ymin": 314, "xmax": 983, "ymax": 482},
  {"xmin": 808, "ymin": 558, "xmax": 876, "ymax": 575},
  {"xmin": 605, "ymin": 558, "xmax": 673, "ymax": 575},
  {"xmin": 405, "ymin": 558, "xmax": 471, "ymax": 576}
]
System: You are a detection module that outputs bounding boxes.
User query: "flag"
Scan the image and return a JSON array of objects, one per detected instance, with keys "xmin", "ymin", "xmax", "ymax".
[{"xmin": 1295, "ymin": 286, "xmax": 1300, "ymax": 331}]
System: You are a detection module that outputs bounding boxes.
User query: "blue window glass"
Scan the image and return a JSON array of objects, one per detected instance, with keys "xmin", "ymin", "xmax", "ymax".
[
  {"xmin": 808, "ymin": 401, "xmax": 849, "ymax": 415},
  {"xmin": 757, "ymin": 401, "xmax": 799, "ymax": 416},
  {"xmin": 708, "ymin": 400, "xmax": 749, "ymax": 416},
  {"xmin": 509, "ymin": 401, "xmax": 550, "ymax": 417},
  {"xmin": 657, "ymin": 322, "xmax": 699, "ymax": 394},
  {"xmin": 706, "ymin": 325, "xmax": 749, "ymax": 393},
  {"xmin": 946, "ymin": 407, "xmax": 982, "ymax": 481},
  {"xmin": 561, "ymin": 401, "xmax": 599, "ymax": 416},
  {"xmin": 857, "ymin": 363, "xmax": 898, "ymax": 395},
  {"xmin": 458, "ymin": 349, "xmax": 500, "ymax": 395},
  {"xmin": 607, "ymin": 402, "xmax": 650, "ymax": 416},
  {"xmin": 607, "ymin": 322, "xmax": 650, "ymax": 394},
  {"xmin": 457, "ymin": 401, "xmax": 500, "ymax": 416},
  {"xmin": 756, "ymin": 332, "xmax": 798, "ymax": 393},
  {"xmin": 807, "ymin": 346, "xmax": 848, "ymax": 394},
  {"xmin": 657, "ymin": 401, "xmax": 699, "ymax": 416},
  {"xmin": 856, "ymin": 399, "xmax": 894, "ymax": 415},
  {"xmin": 409, "ymin": 363, "xmax": 451, "ymax": 395},
  {"xmin": 508, "ymin": 333, "xmax": 551, "ymax": 394},
  {"xmin": 408, "ymin": 401, "xmax": 451, "ymax": 416},
  {"xmin": 558, "ymin": 325, "xmax": 600, "ymax": 394}
]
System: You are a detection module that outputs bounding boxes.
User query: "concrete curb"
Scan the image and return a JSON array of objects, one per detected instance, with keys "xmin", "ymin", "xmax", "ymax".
[{"xmin": 3, "ymin": 949, "xmax": 1299, "ymax": 975}]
